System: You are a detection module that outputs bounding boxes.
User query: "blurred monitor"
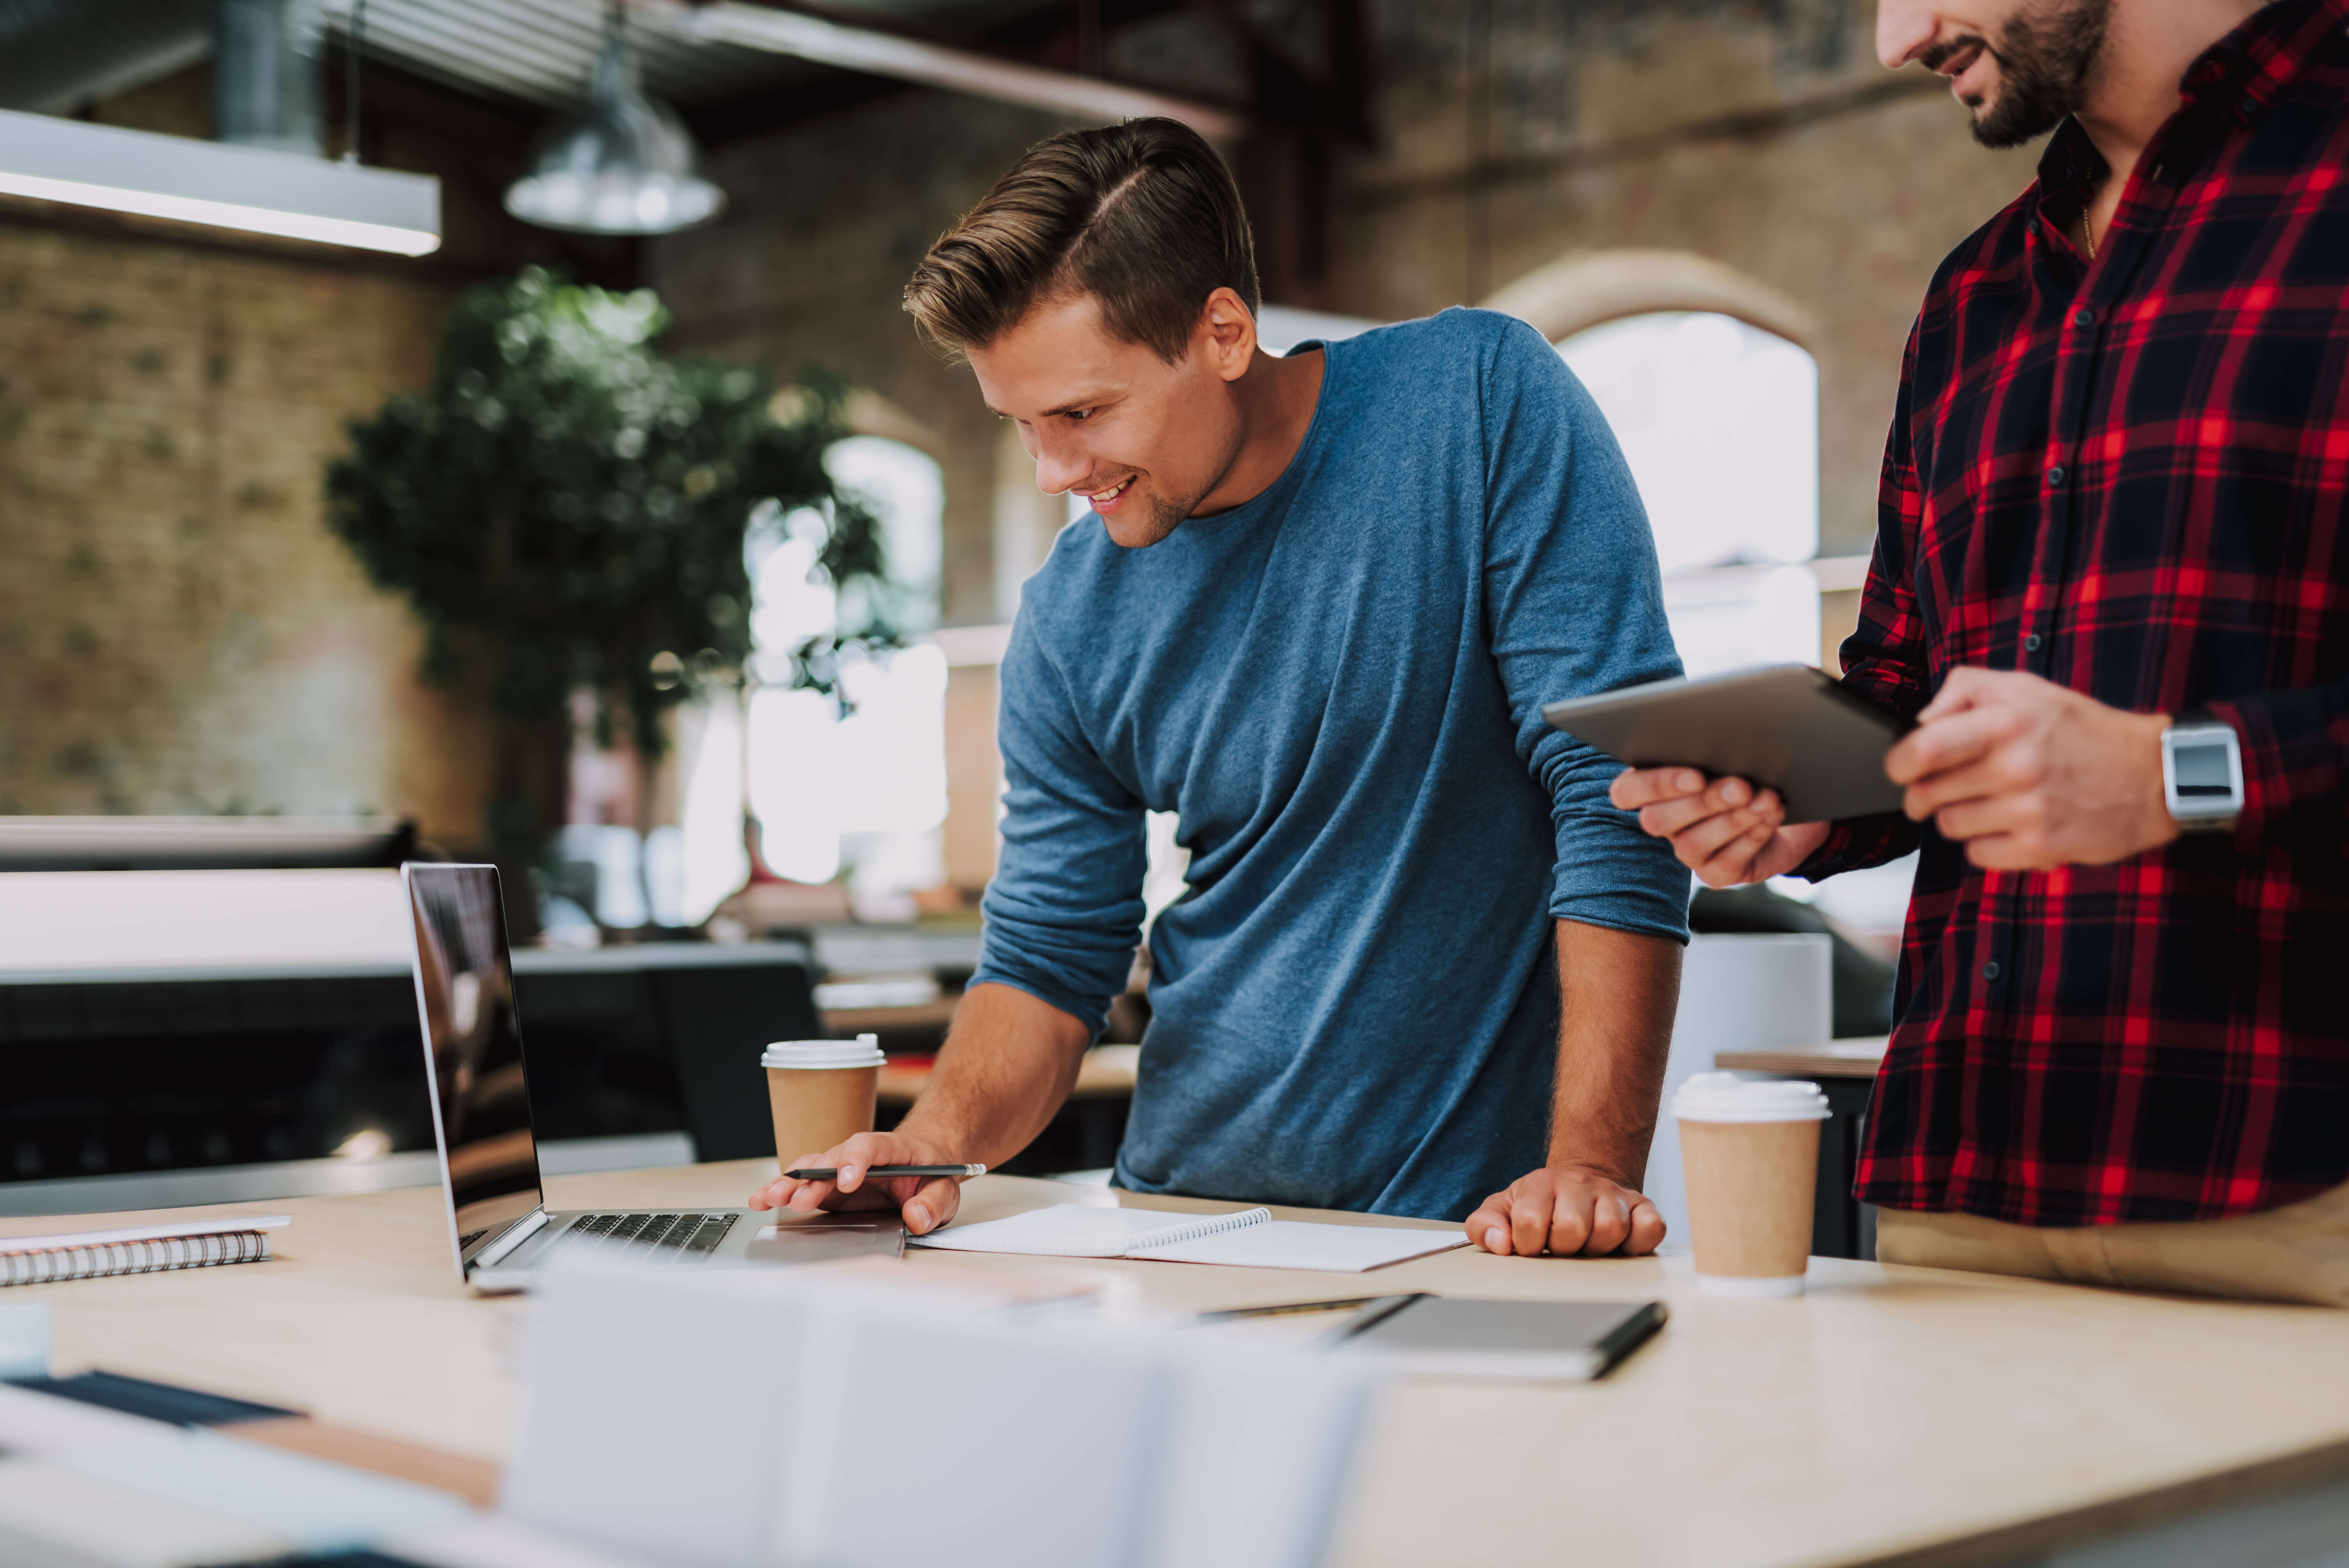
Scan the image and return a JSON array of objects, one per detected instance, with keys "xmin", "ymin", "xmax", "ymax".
[{"xmin": 0, "ymin": 816, "xmax": 417, "ymax": 871}]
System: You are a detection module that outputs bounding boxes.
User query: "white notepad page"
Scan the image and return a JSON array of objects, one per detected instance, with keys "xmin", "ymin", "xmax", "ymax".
[
  {"xmin": 904, "ymin": 1204, "xmax": 1269, "ymax": 1259},
  {"xmin": 1132, "ymin": 1220, "xmax": 1464, "ymax": 1272},
  {"xmin": 0, "ymin": 1215, "xmax": 292, "ymax": 1254},
  {"xmin": 906, "ymin": 1204, "xmax": 1466, "ymax": 1272}
]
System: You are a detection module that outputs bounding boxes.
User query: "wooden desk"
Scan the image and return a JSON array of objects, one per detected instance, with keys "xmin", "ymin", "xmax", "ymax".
[
  {"xmin": 822, "ymin": 996, "xmax": 962, "ymax": 1039},
  {"xmin": 876, "ymin": 1044, "xmax": 1141, "ymax": 1105},
  {"xmin": 9, "ymin": 1168, "xmax": 2349, "ymax": 1568},
  {"xmin": 879, "ymin": 1046, "xmax": 1139, "ymax": 1172},
  {"xmin": 1715, "ymin": 1039, "xmax": 1888, "ymax": 1260},
  {"xmin": 1717, "ymin": 1037, "xmax": 1889, "ymax": 1079}
]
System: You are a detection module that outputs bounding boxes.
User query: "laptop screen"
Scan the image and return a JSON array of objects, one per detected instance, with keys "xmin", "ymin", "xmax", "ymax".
[{"xmin": 403, "ymin": 864, "xmax": 545, "ymax": 1255}]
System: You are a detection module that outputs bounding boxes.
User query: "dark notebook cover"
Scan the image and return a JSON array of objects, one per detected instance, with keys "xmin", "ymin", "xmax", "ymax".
[
  {"xmin": 5, "ymin": 1369, "xmax": 299, "ymax": 1427},
  {"xmin": 1342, "ymin": 1297, "xmax": 1667, "ymax": 1380}
]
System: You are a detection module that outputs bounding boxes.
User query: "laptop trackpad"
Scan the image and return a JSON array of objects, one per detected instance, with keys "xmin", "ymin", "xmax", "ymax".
[{"xmin": 745, "ymin": 1213, "xmax": 906, "ymax": 1264}]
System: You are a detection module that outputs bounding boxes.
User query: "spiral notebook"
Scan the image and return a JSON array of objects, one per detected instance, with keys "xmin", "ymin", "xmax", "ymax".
[
  {"xmin": 905, "ymin": 1204, "xmax": 1465, "ymax": 1272},
  {"xmin": 0, "ymin": 1215, "xmax": 290, "ymax": 1287}
]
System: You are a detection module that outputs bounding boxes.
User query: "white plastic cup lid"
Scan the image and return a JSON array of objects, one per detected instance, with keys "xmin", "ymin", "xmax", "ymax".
[
  {"xmin": 1671, "ymin": 1071, "xmax": 1831, "ymax": 1124},
  {"xmin": 761, "ymin": 1035, "xmax": 884, "ymax": 1069}
]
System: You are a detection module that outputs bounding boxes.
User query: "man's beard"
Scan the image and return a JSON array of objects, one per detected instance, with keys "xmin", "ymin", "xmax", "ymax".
[
  {"xmin": 1945, "ymin": 0, "xmax": 2112, "ymax": 149},
  {"xmin": 1116, "ymin": 421, "xmax": 1248, "ymax": 547},
  {"xmin": 1138, "ymin": 487, "xmax": 1190, "ymax": 545}
]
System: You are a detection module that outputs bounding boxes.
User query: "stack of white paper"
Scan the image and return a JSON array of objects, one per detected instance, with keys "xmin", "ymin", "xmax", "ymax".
[
  {"xmin": 0, "ymin": 1413, "xmax": 472, "ymax": 1566},
  {"xmin": 0, "ymin": 1379, "xmax": 623, "ymax": 1568},
  {"xmin": 501, "ymin": 1258, "xmax": 1383, "ymax": 1568}
]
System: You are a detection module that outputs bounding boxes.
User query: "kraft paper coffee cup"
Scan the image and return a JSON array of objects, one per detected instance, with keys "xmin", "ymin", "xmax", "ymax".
[
  {"xmin": 1673, "ymin": 1072, "xmax": 1831, "ymax": 1298},
  {"xmin": 763, "ymin": 1035, "xmax": 884, "ymax": 1169}
]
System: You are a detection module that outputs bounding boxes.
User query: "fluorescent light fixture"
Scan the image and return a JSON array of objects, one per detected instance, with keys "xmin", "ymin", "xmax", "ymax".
[
  {"xmin": 675, "ymin": 1, "xmax": 1247, "ymax": 140},
  {"xmin": 0, "ymin": 105, "xmax": 439, "ymax": 256}
]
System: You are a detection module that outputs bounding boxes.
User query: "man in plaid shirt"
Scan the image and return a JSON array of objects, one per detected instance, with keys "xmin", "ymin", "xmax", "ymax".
[{"xmin": 1618, "ymin": 0, "xmax": 2349, "ymax": 1305}]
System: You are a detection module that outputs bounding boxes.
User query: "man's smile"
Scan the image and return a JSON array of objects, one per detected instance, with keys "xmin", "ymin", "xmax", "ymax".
[{"xmin": 1923, "ymin": 37, "xmax": 1993, "ymax": 103}]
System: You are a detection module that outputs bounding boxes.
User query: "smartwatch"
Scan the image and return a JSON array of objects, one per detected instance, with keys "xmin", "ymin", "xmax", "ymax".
[{"xmin": 2161, "ymin": 708, "xmax": 2243, "ymax": 834}]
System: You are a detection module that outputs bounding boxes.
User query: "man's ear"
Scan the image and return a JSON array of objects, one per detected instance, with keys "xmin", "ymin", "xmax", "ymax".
[{"xmin": 1196, "ymin": 287, "xmax": 1259, "ymax": 383}]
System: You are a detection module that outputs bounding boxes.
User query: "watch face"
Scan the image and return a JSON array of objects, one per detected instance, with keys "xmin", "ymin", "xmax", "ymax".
[{"xmin": 2171, "ymin": 740, "xmax": 2236, "ymax": 803}]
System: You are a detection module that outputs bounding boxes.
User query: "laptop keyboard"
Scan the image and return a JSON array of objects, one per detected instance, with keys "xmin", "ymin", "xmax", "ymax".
[{"xmin": 562, "ymin": 1212, "xmax": 738, "ymax": 1259}]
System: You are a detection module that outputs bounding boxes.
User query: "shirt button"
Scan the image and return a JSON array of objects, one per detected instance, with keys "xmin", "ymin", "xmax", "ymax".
[
  {"xmin": 1982, "ymin": 961, "xmax": 2002, "ymax": 981},
  {"xmin": 2024, "ymin": 633, "xmax": 2043, "ymax": 653},
  {"xmin": 2075, "ymin": 307, "xmax": 2096, "ymax": 327},
  {"xmin": 2046, "ymin": 465, "xmax": 2067, "ymax": 486}
]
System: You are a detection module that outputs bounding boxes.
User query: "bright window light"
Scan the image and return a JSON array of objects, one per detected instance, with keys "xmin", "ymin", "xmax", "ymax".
[
  {"xmin": 674, "ymin": 700, "xmax": 750, "ymax": 928},
  {"xmin": 826, "ymin": 436, "xmax": 945, "ymax": 634},
  {"xmin": 717, "ymin": 438, "xmax": 952, "ymax": 915},
  {"xmin": 1558, "ymin": 312, "xmax": 1818, "ymax": 574},
  {"xmin": 1559, "ymin": 311, "xmax": 1823, "ymax": 675},
  {"xmin": 745, "ymin": 645, "xmax": 950, "ymax": 895},
  {"xmin": 1661, "ymin": 565, "xmax": 1823, "ymax": 680}
]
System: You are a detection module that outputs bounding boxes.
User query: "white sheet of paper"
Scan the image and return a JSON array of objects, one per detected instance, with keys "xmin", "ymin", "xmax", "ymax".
[
  {"xmin": 1132, "ymin": 1220, "xmax": 1466, "ymax": 1272},
  {"xmin": 908, "ymin": 1204, "xmax": 1465, "ymax": 1272},
  {"xmin": 0, "ymin": 1215, "xmax": 291, "ymax": 1254},
  {"xmin": 905, "ymin": 1204, "xmax": 1232, "ymax": 1258}
]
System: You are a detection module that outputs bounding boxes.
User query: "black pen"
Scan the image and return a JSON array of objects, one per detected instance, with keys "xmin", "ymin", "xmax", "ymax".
[
  {"xmin": 782, "ymin": 1163, "xmax": 987, "ymax": 1180},
  {"xmin": 1197, "ymin": 1292, "xmax": 1429, "ymax": 1325}
]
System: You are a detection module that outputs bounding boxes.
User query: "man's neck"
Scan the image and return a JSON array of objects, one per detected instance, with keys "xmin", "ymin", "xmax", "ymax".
[
  {"xmin": 2076, "ymin": 0, "xmax": 2265, "ymax": 224},
  {"xmin": 1190, "ymin": 346, "xmax": 1325, "ymax": 518}
]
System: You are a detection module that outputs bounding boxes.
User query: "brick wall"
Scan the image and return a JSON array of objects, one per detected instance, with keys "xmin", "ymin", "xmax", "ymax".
[
  {"xmin": 651, "ymin": 5, "xmax": 2042, "ymax": 590},
  {"xmin": 0, "ymin": 12, "xmax": 2045, "ymax": 843},
  {"xmin": 1345, "ymin": 0, "xmax": 2041, "ymax": 558},
  {"xmin": 0, "ymin": 222, "xmax": 492, "ymax": 836}
]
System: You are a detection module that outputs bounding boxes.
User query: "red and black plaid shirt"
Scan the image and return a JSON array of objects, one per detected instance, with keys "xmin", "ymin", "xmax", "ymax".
[{"xmin": 1804, "ymin": 0, "xmax": 2349, "ymax": 1227}]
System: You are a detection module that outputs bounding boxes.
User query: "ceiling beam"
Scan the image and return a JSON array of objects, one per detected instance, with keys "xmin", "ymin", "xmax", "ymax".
[{"xmin": 659, "ymin": 0, "xmax": 1249, "ymax": 140}]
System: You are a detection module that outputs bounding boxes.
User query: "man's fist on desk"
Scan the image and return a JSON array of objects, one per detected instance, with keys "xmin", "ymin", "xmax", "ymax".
[
  {"xmin": 750, "ymin": 1130, "xmax": 968, "ymax": 1237},
  {"xmin": 1466, "ymin": 1164, "xmax": 1666, "ymax": 1257}
]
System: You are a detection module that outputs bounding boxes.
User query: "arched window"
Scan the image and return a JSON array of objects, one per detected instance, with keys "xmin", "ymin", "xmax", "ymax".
[
  {"xmin": 1497, "ymin": 254, "xmax": 1910, "ymax": 952},
  {"xmin": 676, "ymin": 436, "xmax": 952, "ymax": 925},
  {"xmin": 824, "ymin": 435, "xmax": 945, "ymax": 638},
  {"xmin": 1556, "ymin": 309, "xmax": 1821, "ymax": 677},
  {"xmin": 1557, "ymin": 311, "xmax": 1818, "ymax": 575},
  {"xmin": 1483, "ymin": 248, "xmax": 1828, "ymax": 680}
]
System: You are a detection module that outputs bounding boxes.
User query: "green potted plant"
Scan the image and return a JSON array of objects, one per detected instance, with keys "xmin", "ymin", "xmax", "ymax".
[{"xmin": 326, "ymin": 265, "xmax": 893, "ymax": 887}]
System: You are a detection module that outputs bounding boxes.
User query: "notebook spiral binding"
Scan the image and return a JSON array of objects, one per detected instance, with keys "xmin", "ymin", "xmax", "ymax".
[{"xmin": 3, "ymin": 1230, "xmax": 273, "ymax": 1288}]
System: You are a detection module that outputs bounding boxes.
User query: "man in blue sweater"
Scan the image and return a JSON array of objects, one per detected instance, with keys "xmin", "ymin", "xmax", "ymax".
[{"xmin": 752, "ymin": 119, "xmax": 1690, "ymax": 1256}]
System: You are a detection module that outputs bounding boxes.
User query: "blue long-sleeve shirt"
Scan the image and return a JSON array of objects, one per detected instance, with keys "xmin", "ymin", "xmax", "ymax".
[{"xmin": 972, "ymin": 308, "xmax": 1687, "ymax": 1221}]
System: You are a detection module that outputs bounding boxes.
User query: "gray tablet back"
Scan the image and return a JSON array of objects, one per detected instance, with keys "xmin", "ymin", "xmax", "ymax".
[{"xmin": 1542, "ymin": 664, "xmax": 1911, "ymax": 823}]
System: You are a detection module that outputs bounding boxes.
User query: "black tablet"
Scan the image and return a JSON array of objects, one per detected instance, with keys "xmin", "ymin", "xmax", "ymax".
[{"xmin": 1542, "ymin": 663, "xmax": 1912, "ymax": 824}]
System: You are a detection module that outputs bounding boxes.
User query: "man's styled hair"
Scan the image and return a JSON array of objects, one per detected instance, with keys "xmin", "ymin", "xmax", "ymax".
[{"xmin": 903, "ymin": 118, "xmax": 1261, "ymax": 362}]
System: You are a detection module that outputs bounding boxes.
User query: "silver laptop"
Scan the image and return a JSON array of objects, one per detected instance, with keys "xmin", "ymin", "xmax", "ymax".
[{"xmin": 401, "ymin": 862, "xmax": 898, "ymax": 1292}]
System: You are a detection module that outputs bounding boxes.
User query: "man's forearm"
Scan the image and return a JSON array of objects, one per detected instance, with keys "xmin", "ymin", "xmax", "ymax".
[
  {"xmin": 1550, "ymin": 919, "xmax": 1682, "ymax": 1188},
  {"xmin": 892, "ymin": 981, "xmax": 1094, "ymax": 1168}
]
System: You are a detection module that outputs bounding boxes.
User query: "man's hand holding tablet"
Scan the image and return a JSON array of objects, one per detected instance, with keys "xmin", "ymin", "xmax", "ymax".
[
  {"xmin": 1609, "ymin": 769, "xmax": 1831, "ymax": 888},
  {"xmin": 1545, "ymin": 663, "xmax": 1894, "ymax": 885},
  {"xmin": 1611, "ymin": 667, "xmax": 2184, "ymax": 883}
]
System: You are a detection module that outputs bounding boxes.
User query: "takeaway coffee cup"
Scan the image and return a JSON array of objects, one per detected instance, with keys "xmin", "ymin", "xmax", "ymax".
[
  {"xmin": 1672, "ymin": 1072, "xmax": 1832, "ymax": 1297},
  {"xmin": 763, "ymin": 1035, "xmax": 885, "ymax": 1168}
]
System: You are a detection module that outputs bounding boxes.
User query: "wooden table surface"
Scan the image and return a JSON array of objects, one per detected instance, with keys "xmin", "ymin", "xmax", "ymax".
[
  {"xmin": 1717, "ymin": 1036, "xmax": 1890, "ymax": 1080},
  {"xmin": 877, "ymin": 1042, "xmax": 1139, "ymax": 1103},
  {"xmin": 7, "ymin": 1164, "xmax": 2349, "ymax": 1568}
]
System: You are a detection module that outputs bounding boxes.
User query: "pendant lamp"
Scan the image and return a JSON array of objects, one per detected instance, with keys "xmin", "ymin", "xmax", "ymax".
[{"xmin": 504, "ymin": 5, "xmax": 725, "ymax": 236}]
